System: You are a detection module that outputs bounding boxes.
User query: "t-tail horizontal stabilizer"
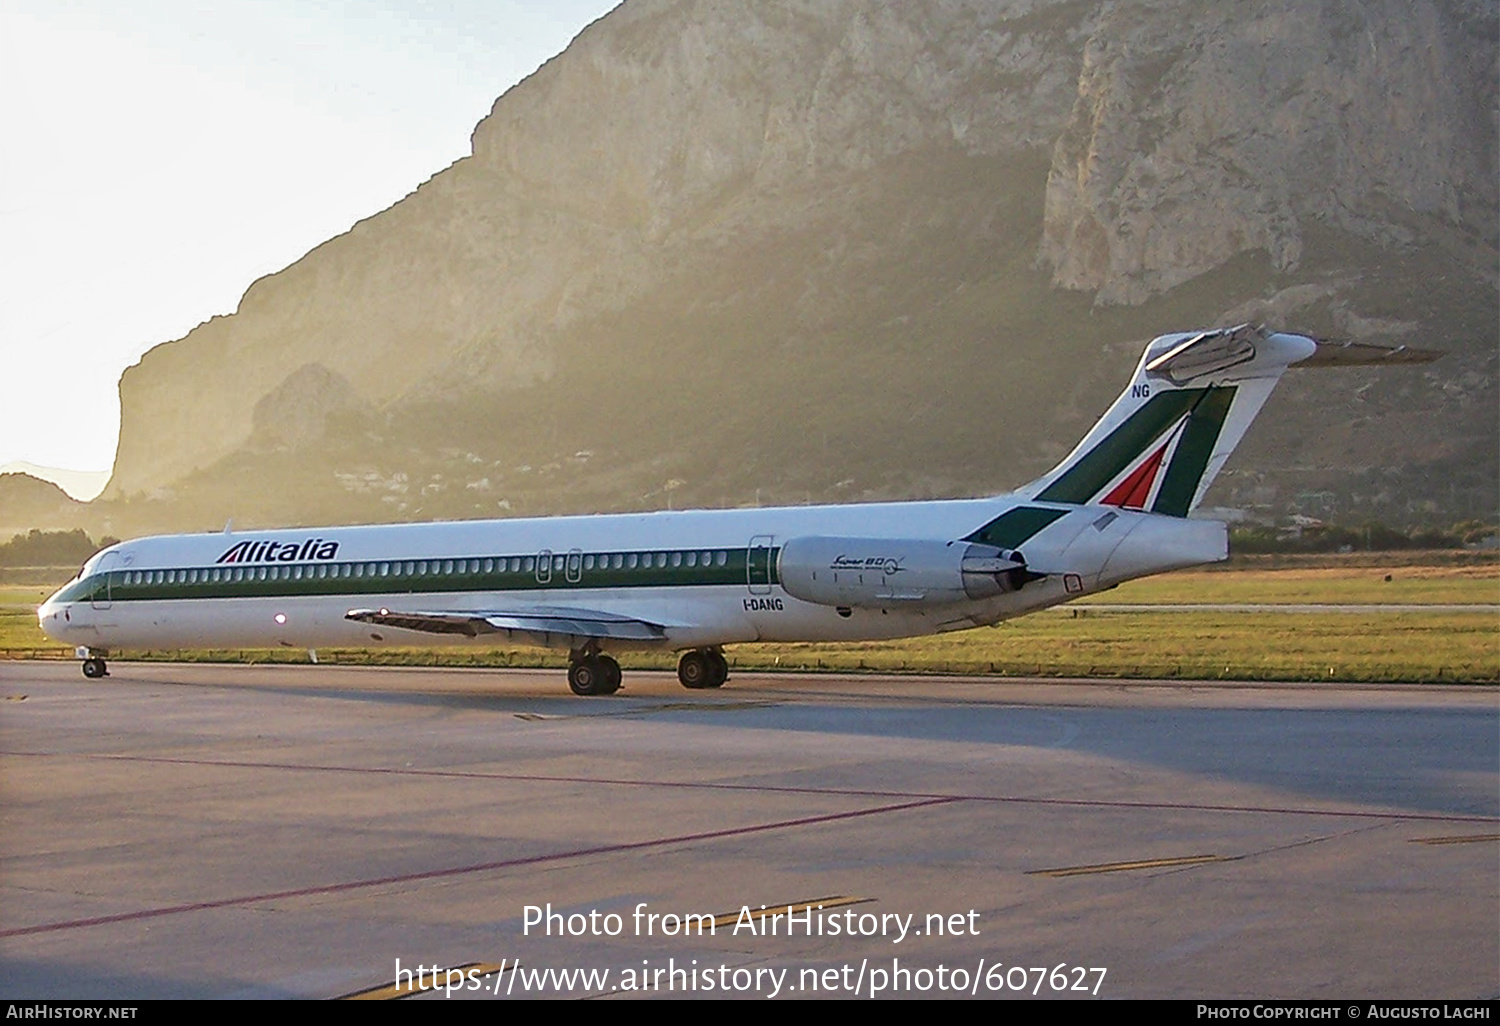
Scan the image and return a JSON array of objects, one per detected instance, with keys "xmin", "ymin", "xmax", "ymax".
[{"xmin": 1019, "ymin": 325, "xmax": 1439, "ymax": 519}]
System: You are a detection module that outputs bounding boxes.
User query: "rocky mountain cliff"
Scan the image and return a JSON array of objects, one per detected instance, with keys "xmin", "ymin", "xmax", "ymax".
[{"xmin": 94, "ymin": 0, "xmax": 1496, "ymax": 536}]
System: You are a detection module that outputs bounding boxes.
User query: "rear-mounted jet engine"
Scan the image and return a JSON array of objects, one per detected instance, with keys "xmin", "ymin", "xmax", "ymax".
[{"xmin": 776, "ymin": 536, "xmax": 1036, "ymax": 609}]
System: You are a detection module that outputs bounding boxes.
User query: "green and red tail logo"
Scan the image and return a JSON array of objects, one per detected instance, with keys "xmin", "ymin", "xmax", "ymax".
[{"xmin": 1035, "ymin": 386, "xmax": 1237, "ymax": 517}]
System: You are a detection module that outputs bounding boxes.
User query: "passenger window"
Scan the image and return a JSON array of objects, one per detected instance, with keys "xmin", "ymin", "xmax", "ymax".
[
  {"xmin": 584, "ymin": 555, "xmax": 595, "ymax": 570},
  {"xmin": 484, "ymin": 559, "xmax": 494, "ymax": 573},
  {"xmin": 671, "ymin": 552, "xmax": 682, "ymax": 568},
  {"xmin": 523, "ymin": 557, "xmax": 534, "ymax": 572},
  {"xmin": 716, "ymin": 551, "xmax": 727, "ymax": 566},
  {"xmin": 627, "ymin": 554, "xmax": 638, "ymax": 569},
  {"xmin": 686, "ymin": 552, "xmax": 697, "ymax": 567}
]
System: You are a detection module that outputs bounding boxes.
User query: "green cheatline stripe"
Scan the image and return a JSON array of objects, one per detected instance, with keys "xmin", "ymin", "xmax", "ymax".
[
  {"xmin": 52, "ymin": 546, "xmax": 779, "ymax": 605},
  {"xmin": 1037, "ymin": 388, "xmax": 1213, "ymax": 506},
  {"xmin": 1151, "ymin": 386, "xmax": 1236, "ymax": 517},
  {"xmin": 964, "ymin": 506, "xmax": 1069, "ymax": 549}
]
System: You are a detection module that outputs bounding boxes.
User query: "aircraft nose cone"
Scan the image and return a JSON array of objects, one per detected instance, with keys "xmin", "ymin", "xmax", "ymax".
[{"xmin": 38, "ymin": 594, "xmax": 71, "ymax": 641}]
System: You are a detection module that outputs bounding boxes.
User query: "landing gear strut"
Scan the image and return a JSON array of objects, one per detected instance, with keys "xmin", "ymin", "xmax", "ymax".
[
  {"xmin": 677, "ymin": 649, "xmax": 728, "ymax": 690},
  {"xmin": 567, "ymin": 647, "xmax": 622, "ymax": 696}
]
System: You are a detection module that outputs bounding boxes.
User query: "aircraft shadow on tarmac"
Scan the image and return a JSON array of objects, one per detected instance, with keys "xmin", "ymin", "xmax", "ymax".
[{"xmin": 141, "ymin": 670, "xmax": 1499, "ymax": 821}]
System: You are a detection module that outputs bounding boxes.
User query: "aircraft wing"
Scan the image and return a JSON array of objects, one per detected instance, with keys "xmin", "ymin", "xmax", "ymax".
[{"xmin": 345, "ymin": 605, "xmax": 669, "ymax": 644}]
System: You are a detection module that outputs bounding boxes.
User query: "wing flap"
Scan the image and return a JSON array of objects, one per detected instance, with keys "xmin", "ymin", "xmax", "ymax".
[{"xmin": 346, "ymin": 606, "xmax": 669, "ymax": 643}]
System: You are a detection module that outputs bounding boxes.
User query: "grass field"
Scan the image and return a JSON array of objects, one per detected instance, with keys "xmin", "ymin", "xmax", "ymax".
[
  {"xmin": 1089, "ymin": 563, "xmax": 1499, "ymax": 606},
  {"xmin": 4, "ymin": 555, "xmax": 1496, "ymax": 684}
]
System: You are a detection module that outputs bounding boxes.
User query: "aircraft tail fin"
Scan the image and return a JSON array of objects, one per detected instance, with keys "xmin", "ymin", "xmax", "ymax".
[{"xmin": 1018, "ymin": 325, "xmax": 1439, "ymax": 518}]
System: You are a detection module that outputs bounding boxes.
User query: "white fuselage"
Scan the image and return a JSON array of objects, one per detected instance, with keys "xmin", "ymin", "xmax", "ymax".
[{"xmin": 38, "ymin": 494, "xmax": 1226, "ymax": 657}]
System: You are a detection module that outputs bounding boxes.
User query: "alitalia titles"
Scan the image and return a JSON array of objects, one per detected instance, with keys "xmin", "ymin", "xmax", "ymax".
[{"xmin": 217, "ymin": 539, "xmax": 341, "ymax": 564}]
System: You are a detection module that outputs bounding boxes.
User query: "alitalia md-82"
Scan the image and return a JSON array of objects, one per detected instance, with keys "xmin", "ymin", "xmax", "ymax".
[{"xmin": 38, "ymin": 325, "xmax": 1433, "ymax": 695}]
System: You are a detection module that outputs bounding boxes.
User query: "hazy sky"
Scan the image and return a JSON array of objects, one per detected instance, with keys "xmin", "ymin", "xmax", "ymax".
[{"xmin": 1, "ymin": 0, "xmax": 621, "ymax": 477}]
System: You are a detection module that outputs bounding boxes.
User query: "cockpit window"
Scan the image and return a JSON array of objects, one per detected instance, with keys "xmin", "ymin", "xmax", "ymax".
[{"xmin": 75, "ymin": 549, "xmax": 107, "ymax": 581}]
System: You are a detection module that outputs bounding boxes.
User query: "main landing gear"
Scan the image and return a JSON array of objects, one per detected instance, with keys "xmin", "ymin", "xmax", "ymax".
[
  {"xmin": 567, "ymin": 647, "xmax": 622, "ymax": 696},
  {"xmin": 677, "ymin": 649, "xmax": 728, "ymax": 690},
  {"xmin": 563, "ymin": 646, "xmax": 729, "ymax": 696}
]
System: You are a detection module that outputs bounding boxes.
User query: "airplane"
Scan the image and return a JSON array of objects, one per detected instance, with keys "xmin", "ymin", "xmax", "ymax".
[{"xmin": 38, "ymin": 324, "xmax": 1436, "ymax": 696}]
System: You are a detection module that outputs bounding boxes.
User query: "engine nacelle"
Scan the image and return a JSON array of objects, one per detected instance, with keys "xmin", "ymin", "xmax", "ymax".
[{"xmin": 777, "ymin": 536, "xmax": 1029, "ymax": 609}]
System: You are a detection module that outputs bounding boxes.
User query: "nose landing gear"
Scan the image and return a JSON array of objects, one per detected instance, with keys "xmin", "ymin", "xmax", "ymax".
[{"xmin": 77, "ymin": 648, "xmax": 109, "ymax": 679}]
